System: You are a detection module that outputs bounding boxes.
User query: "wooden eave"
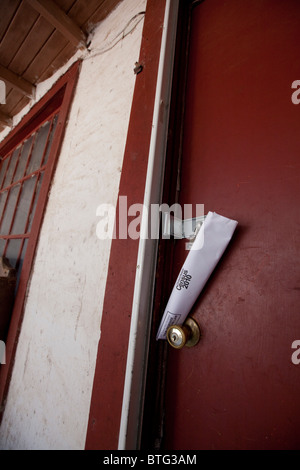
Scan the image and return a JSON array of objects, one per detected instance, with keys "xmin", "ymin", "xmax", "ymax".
[{"xmin": 0, "ymin": 0, "xmax": 122, "ymax": 131}]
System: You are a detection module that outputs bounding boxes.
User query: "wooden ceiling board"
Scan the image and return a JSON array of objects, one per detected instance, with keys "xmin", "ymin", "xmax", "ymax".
[
  {"xmin": 0, "ymin": 2, "xmax": 39, "ymax": 68},
  {"xmin": 27, "ymin": 0, "xmax": 87, "ymax": 47},
  {"xmin": 8, "ymin": 16, "xmax": 55, "ymax": 77},
  {"xmin": 38, "ymin": 41, "xmax": 77, "ymax": 83},
  {"xmin": 86, "ymin": 0, "xmax": 122, "ymax": 28},
  {"xmin": 22, "ymin": 29, "xmax": 69, "ymax": 84},
  {"xmin": 68, "ymin": 0, "xmax": 106, "ymax": 28},
  {"xmin": 55, "ymin": 0, "xmax": 78, "ymax": 13},
  {"xmin": 2, "ymin": 87, "xmax": 28, "ymax": 115},
  {"xmin": 9, "ymin": 95, "xmax": 30, "ymax": 117},
  {"xmin": 0, "ymin": 0, "xmax": 124, "ymax": 128},
  {"xmin": 0, "ymin": 0, "xmax": 21, "ymax": 43},
  {"xmin": 0, "ymin": 85, "xmax": 14, "ymax": 109}
]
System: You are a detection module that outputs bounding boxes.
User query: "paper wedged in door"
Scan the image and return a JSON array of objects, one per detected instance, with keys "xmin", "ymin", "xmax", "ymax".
[{"xmin": 156, "ymin": 211, "xmax": 238, "ymax": 340}]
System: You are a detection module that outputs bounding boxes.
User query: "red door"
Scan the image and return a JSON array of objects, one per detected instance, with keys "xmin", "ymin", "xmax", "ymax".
[{"xmin": 162, "ymin": 0, "xmax": 300, "ymax": 450}]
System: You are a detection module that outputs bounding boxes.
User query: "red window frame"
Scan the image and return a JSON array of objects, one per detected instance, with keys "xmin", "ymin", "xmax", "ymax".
[
  {"xmin": 0, "ymin": 61, "xmax": 80, "ymax": 417},
  {"xmin": 0, "ymin": 111, "xmax": 58, "ymax": 282}
]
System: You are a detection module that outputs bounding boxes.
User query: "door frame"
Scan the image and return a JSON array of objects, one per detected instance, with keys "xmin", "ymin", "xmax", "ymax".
[
  {"xmin": 85, "ymin": 0, "xmax": 199, "ymax": 451},
  {"xmin": 117, "ymin": 0, "xmax": 180, "ymax": 450},
  {"xmin": 85, "ymin": 0, "xmax": 177, "ymax": 450},
  {"xmin": 140, "ymin": 0, "xmax": 198, "ymax": 450}
]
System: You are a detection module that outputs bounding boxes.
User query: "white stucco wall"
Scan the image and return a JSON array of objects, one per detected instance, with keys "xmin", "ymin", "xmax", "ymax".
[{"xmin": 0, "ymin": 0, "xmax": 146, "ymax": 450}]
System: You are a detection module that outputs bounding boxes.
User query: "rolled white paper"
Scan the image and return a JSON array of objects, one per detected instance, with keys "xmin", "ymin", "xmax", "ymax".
[{"xmin": 156, "ymin": 211, "xmax": 238, "ymax": 340}]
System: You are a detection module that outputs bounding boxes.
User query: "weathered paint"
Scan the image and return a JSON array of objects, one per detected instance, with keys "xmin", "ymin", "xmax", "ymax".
[{"xmin": 0, "ymin": 0, "xmax": 146, "ymax": 450}]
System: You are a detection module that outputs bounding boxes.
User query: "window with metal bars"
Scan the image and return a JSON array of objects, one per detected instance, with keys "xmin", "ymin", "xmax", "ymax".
[
  {"xmin": 0, "ymin": 62, "xmax": 80, "ymax": 410},
  {"xmin": 0, "ymin": 114, "xmax": 58, "ymax": 286}
]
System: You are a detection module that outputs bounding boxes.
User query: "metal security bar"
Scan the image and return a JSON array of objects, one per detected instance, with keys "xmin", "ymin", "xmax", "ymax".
[{"xmin": 0, "ymin": 113, "xmax": 58, "ymax": 280}]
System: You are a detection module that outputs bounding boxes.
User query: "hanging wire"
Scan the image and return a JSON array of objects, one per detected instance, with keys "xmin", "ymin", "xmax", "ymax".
[{"xmin": 85, "ymin": 11, "xmax": 146, "ymax": 59}]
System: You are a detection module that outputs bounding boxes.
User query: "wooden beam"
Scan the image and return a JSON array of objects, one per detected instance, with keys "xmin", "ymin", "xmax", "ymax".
[
  {"xmin": 0, "ymin": 65, "xmax": 36, "ymax": 99},
  {"xmin": 27, "ymin": 0, "xmax": 87, "ymax": 49},
  {"xmin": 0, "ymin": 110, "xmax": 13, "ymax": 127}
]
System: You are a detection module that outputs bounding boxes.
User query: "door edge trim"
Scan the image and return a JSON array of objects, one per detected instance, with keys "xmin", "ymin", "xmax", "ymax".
[{"xmin": 118, "ymin": 0, "xmax": 180, "ymax": 450}]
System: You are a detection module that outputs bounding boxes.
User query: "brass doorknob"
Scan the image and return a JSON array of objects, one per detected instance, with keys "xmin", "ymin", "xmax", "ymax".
[{"xmin": 166, "ymin": 317, "xmax": 201, "ymax": 349}]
